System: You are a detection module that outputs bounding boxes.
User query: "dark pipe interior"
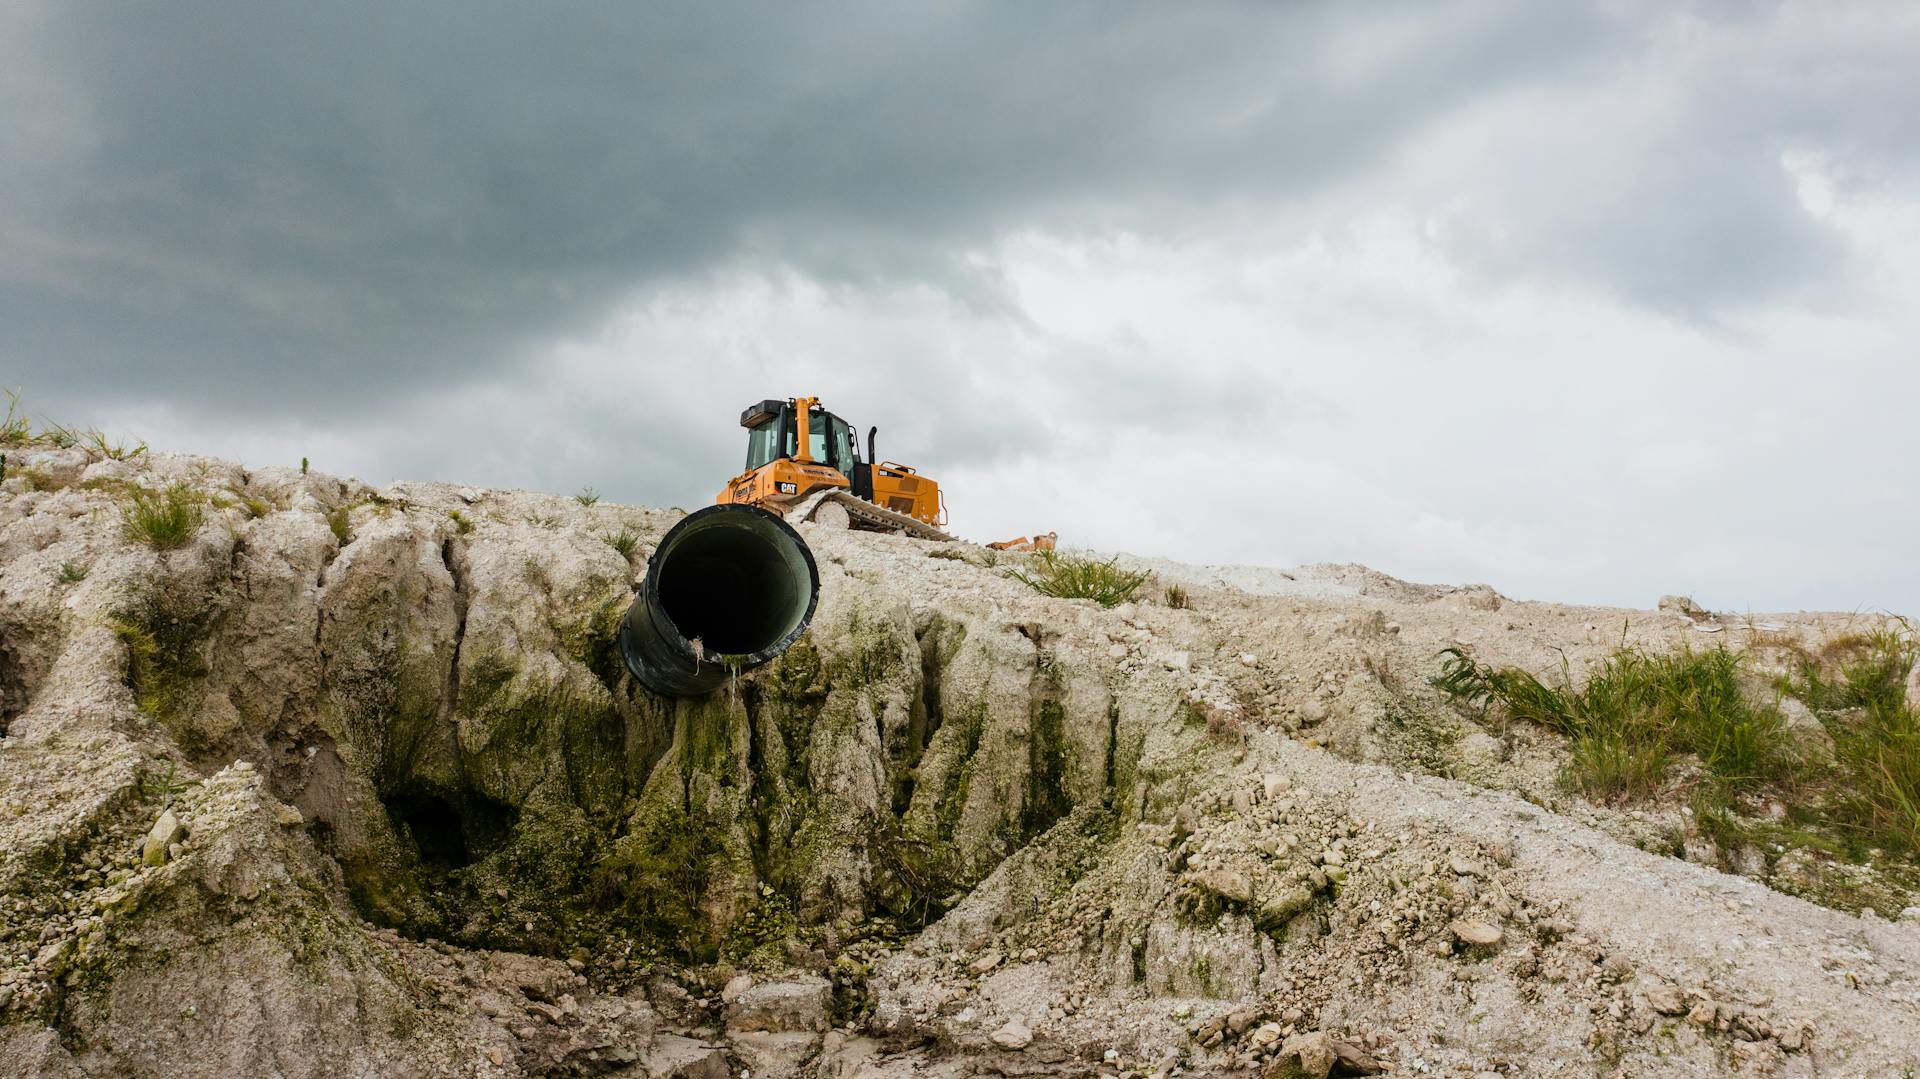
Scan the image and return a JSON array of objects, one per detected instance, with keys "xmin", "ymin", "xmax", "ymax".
[{"xmin": 656, "ymin": 523, "xmax": 807, "ymax": 655}]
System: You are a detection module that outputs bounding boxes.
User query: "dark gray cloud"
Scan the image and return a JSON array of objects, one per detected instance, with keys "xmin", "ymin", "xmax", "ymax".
[
  {"xmin": 8, "ymin": 1, "xmax": 1920, "ymax": 616},
  {"xmin": 3, "ymin": 0, "xmax": 1625, "ymax": 417}
]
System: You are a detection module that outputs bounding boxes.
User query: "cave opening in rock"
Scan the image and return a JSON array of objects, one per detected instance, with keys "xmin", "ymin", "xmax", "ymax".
[{"xmin": 386, "ymin": 788, "xmax": 518, "ymax": 872}]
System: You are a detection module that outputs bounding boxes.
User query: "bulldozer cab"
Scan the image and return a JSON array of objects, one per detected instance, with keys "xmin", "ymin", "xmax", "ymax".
[
  {"xmin": 722, "ymin": 396, "xmax": 943, "ymax": 529},
  {"xmin": 743, "ymin": 401, "xmax": 857, "ymax": 476}
]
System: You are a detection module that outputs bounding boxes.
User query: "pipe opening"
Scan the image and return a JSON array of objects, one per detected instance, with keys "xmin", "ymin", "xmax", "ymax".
[
  {"xmin": 657, "ymin": 523, "xmax": 810, "ymax": 656},
  {"xmin": 620, "ymin": 505, "xmax": 819, "ymax": 697}
]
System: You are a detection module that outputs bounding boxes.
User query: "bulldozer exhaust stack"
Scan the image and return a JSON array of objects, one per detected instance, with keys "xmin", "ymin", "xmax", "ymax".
[{"xmin": 619, "ymin": 504, "xmax": 820, "ymax": 697}]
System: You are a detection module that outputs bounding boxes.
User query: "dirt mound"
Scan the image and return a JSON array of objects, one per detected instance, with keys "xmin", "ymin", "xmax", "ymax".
[{"xmin": 0, "ymin": 444, "xmax": 1916, "ymax": 1077}]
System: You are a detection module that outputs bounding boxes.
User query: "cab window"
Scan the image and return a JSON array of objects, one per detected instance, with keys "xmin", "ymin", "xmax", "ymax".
[
  {"xmin": 806, "ymin": 410, "xmax": 829, "ymax": 464},
  {"xmin": 745, "ymin": 416, "xmax": 782, "ymax": 472},
  {"xmin": 827, "ymin": 415, "xmax": 854, "ymax": 472}
]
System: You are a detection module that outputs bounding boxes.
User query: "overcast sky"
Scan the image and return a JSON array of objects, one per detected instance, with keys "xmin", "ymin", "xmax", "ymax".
[{"xmin": 5, "ymin": 1, "xmax": 1918, "ymax": 613}]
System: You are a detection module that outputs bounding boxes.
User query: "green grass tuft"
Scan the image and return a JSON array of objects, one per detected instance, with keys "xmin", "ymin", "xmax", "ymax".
[
  {"xmin": 57, "ymin": 561, "xmax": 89, "ymax": 584},
  {"xmin": 81, "ymin": 428, "xmax": 145, "ymax": 461},
  {"xmin": 603, "ymin": 525, "xmax": 640, "ymax": 558},
  {"xmin": 1007, "ymin": 550, "xmax": 1149, "ymax": 608},
  {"xmin": 327, "ymin": 505, "xmax": 354, "ymax": 546},
  {"xmin": 120, "ymin": 483, "xmax": 206, "ymax": 550},
  {"xmin": 111, "ymin": 581, "xmax": 217, "ymax": 736},
  {"xmin": 1440, "ymin": 629, "xmax": 1920, "ymax": 855},
  {"xmin": 1164, "ymin": 583, "xmax": 1191, "ymax": 609},
  {"xmin": 1435, "ymin": 645, "xmax": 1790, "ymax": 800},
  {"xmin": 1, "ymin": 388, "xmax": 30, "ymax": 444},
  {"xmin": 447, "ymin": 509, "xmax": 475, "ymax": 535},
  {"xmin": 575, "ymin": 486, "xmax": 600, "ymax": 507},
  {"xmin": 226, "ymin": 486, "xmax": 272, "ymax": 519},
  {"xmin": 1788, "ymin": 628, "xmax": 1920, "ymax": 853}
]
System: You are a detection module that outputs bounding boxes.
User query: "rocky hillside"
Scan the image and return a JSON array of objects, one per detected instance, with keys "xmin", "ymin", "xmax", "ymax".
[{"xmin": 1, "ymin": 444, "xmax": 1917, "ymax": 1078}]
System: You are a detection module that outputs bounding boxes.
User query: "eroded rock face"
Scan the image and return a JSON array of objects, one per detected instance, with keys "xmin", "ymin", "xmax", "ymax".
[
  {"xmin": 3, "ymin": 448, "xmax": 1919, "ymax": 1078},
  {"xmin": 0, "ymin": 452, "xmax": 1190, "ymax": 1076}
]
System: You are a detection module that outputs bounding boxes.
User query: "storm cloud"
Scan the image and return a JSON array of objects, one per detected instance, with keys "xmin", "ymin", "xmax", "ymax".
[{"xmin": 5, "ymin": 1, "xmax": 1919, "ymax": 611}]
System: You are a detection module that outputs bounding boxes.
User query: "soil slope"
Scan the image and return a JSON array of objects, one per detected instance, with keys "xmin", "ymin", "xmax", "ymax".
[{"xmin": 0, "ymin": 445, "xmax": 1916, "ymax": 1078}]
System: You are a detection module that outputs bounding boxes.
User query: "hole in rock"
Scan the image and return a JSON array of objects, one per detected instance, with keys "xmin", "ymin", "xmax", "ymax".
[{"xmin": 386, "ymin": 787, "xmax": 518, "ymax": 873}]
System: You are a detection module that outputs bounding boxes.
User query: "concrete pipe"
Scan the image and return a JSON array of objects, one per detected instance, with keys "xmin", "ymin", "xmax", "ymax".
[{"xmin": 618, "ymin": 504, "xmax": 820, "ymax": 697}]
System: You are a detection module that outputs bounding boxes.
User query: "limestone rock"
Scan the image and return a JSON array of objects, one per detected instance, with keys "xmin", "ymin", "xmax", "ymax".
[
  {"xmin": 141, "ymin": 809, "xmax": 187, "ymax": 867},
  {"xmin": 728, "ymin": 1030, "xmax": 822, "ymax": 1079},
  {"xmin": 644, "ymin": 1034, "xmax": 730, "ymax": 1079},
  {"xmin": 1331, "ymin": 1039, "xmax": 1385, "ymax": 1074},
  {"xmin": 1448, "ymin": 919, "xmax": 1503, "ymax": 947},
  {"xmin": 1644, "ymin": 981, "xmax": 1687, "ymax": 1016},
  {"xmin": 1190, "ymin": 867, "xmax": 1254, "ymax": 905},
  {"xmin": 1272, "ymin": 1030, "xmax": 1335, "ymax": 1078},
  {"xmin": 989, "ymin": 1019, "xmax": 1033, "ymax": 1050},
  {"xmin": 725, "ymin": 978, "xmax": 833, "ymax": 1034},
  {"xmin": 1658, "ymin": 595, "xmax": 1707, "ymax": 618}
]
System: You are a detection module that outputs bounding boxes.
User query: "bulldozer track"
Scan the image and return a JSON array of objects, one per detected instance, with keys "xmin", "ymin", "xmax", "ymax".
[{"xmin": 787, "ymin": 488, "xmax": 955, "ymax": 542}]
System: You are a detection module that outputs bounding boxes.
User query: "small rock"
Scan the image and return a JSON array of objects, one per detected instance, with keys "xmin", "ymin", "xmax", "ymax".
[
  {"xmin": 1239, "ymin": 652, "xmax": 1258, "ymax": 667},
  {"xmin": 1899, "ymin": 906, "xmax": 1920, "ymax": 926},
  {"xmin": 1225, "ymin": 1004, "xmax": 1260, "ymax": 1034},
  {"xmin": 1449, "ymin": 856, "xmax": 1485, "ymax": 878},
  {"xmin": 643, "ymin": 1033, "xmax": 729, "ymax": 1078},
  {"xmin": 1262, "ymin": 773, "xmax": 1290, "ymax": 800},
  {"xmin": 1108, "ymin": 644, "xmax": 1129, "ymax": 660},
  {"xmin": 1249, "ymin": 1022, "xmax": 1283, "ymax": 1047},
  {"xmin": 1163, "ymin": 651, "xmax": 1192, "ymax": 673},
  {"xmin": 968, "ymin": 949, "xmax": 1005, "ymax": 975},
  {"xmin": 990, "ymin": 1020, "xmax": 1032, "ymax": 1050},
  {"xmin": 141, "ymin": 810, "xmax": 187, "ymax": 867},
  {"xmin": 1682, "ymin": 834, "xmax": 1720, "ymax": 866},
  {"xmin": 1687, "ymin": 999, "xmax": 1718, "ymax": 1027},
  {"xmin": 1448, "ymin": 920, "xmax": 1503, "ymax": 948},
  {"xmin": 1191, "ymin": 868, "xmax": 1253, "ymax": 905},
  {"xmin": 1645, "ymin": 982, "xmax": 1687, "ymax": 1016},
  {"xmin": 1658, "ymin": 595, "xmax": 1706, "ymax": 618},
  {"xmin": 1331, "ymin": 1039, "xmax": 1385, "ymax": 1075},
  {"xmin": 722, "ymin": 974, "xmax": 753, "ymax": 1002},
  {"xmin": 1275, "ymin": 1031, "xmax": 1335, "ymax": 1078},
  {"xmin": 1455, "ymin": 731, "xmax": 1503, "ymax": 769}
]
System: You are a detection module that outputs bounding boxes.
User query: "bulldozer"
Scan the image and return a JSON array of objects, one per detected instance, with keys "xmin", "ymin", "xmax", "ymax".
[
  {"xmin": 715, "ymin": 396, "xmax": 955, "ymax": 541},
  {"xmin": 617, "ymin": 395, "xmax": 1047, "ymax": 697},
  {"xmin": 616, "ymin": 395, "xmax": 946, "ymax": 697}
]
